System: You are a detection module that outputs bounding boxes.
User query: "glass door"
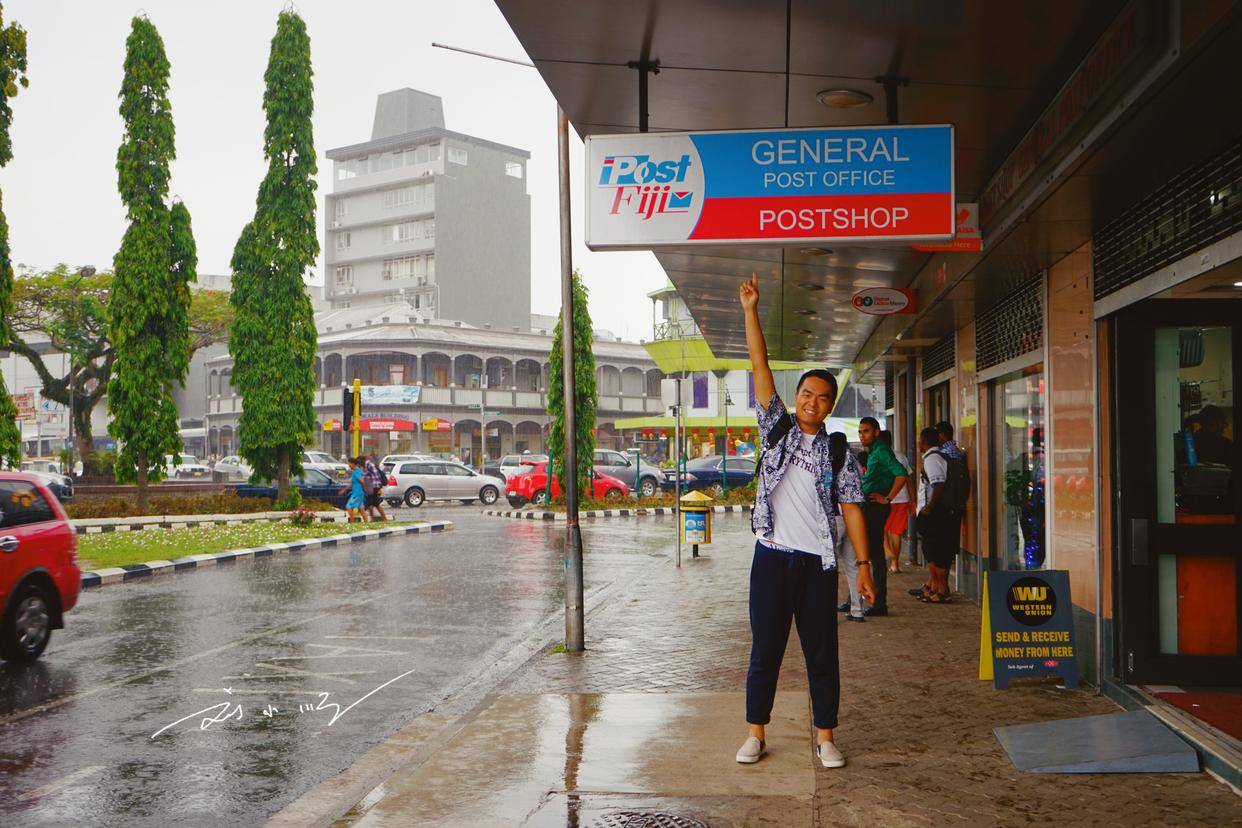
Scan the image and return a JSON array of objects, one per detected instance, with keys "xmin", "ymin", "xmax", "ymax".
[
  {"xmin": 992, "ymin": 368, "xmax": 1046, "ymax": 571},
  {"xmin": 1116, "ymin": 301, "xmax": 1241, "ymax": 685}
]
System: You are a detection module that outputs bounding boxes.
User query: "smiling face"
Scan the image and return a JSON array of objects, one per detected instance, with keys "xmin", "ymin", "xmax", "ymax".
[{"xmin": 793, "ymin": 376, "xmax": 835, "ymax": 433}]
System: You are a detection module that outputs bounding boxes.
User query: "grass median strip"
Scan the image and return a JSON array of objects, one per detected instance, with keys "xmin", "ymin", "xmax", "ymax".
[{"xmin": 77, "ymin": 521, "xmax": 422, "ymax": 570}]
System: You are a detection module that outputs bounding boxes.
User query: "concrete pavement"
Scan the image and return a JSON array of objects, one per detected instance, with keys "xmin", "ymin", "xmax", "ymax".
[{"xmin": 331, "ymin": 513, "xmax": 1242, "ymax": 827}]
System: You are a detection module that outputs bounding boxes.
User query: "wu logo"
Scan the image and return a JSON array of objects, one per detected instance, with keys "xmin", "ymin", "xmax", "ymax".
[{"xmin": 1013, "ymin": 586, "xmax": 1047, "ymax": 601}]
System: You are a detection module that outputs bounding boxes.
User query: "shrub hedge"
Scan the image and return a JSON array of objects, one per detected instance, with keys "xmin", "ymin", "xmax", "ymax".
[{"xmin": 66, "ymin": 492, "xmax": 336, "ymax": 519}]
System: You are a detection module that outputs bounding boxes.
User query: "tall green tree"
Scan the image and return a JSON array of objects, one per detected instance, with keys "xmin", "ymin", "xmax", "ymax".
[
  {"xmin": 107, "ymin": 16, "xmax": 195, "ymax": 510},
  {"xmin": 547, "ymin": 271, "xmax": 597, "ymax": 500},
  {"xmin": 229, "ymin": 11, "xmax": 319, "ymax": 502},
  {"xmin": 0, "ymin": 5, "xmax": 28, "ymax": 467}
]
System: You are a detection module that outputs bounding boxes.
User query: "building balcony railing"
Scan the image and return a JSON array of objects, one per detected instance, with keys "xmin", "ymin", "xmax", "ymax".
[
  {"xmin": 653, "ymin": 319, "xmax": 701, "ymax": 341},
  {"xmin": 205, "ymin": 387, "xmax": 664, "ymax": 417}
]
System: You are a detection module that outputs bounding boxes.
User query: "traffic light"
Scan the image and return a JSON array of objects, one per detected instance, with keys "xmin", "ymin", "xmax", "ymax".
[{"xmin": 342, "ymin": 387, "xmax": 354, "ymax": 432}]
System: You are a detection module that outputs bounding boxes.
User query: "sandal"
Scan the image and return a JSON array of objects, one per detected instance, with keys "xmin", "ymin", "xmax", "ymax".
[
  {"xmin": 921, "ymin": 591, "xmax": 952, "ymax": 604},
  {"xmin": 909, "ymin": 584, "xmax": 931, "ymax": 599}
]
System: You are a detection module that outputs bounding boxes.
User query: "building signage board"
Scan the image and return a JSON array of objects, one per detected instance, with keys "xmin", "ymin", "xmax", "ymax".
[
  {"xmin": 358, "ymin": 418, "xmax": 416, "ymax": 432},
  {"xmin": 852, "ymin": 287, "xmax": 917, "ymax": 316},
  {"xmin": 421, "ymin": 417, "xmax": 452, "ymax": 432},
  {"xmin": 585, "ymin": 124, "xmax": 955, "ymax": 249},
  {"xmin": 360, "ymin": 385, "xmax": 421, "ymax": 405},
  {"xmin": 913, "ymin": 203, "xmax": 981, "ymax": 252},
  {"xmin": 14, "ymin": 392, "xmax": 35, "ymax": 423},
  {"xmin": 979, "ymin": 570, "xmax": 1079, "ymax": 690}
]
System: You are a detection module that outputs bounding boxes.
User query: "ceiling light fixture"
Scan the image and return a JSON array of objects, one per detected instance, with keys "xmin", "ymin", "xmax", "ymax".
[
  {"xmin": 796, "ymin": 328, "xmax": 814, "ymax": 335},
  {"xmin": 1235, "ymin": 280, "xmax": 1242, "ymax": 287},
  {"xmin": 799, "ymin": 282, "xmax": 825, "ymax": 291},
  {"xmin": 795, "ymin": 309, "xmax": 818, "ymax": 316},
  {"xmin": 816, "ymin": 88, "xmax": 873, "ymax": 109},
  {"xmin": 798, "ymin": 246, "xmax": 834, "ymax": 256}
]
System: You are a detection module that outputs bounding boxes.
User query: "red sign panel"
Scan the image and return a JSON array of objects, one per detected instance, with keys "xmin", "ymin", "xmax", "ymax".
[{"xmin": 358, "ymin": 418, "xmax": 416, "ymax": 432}]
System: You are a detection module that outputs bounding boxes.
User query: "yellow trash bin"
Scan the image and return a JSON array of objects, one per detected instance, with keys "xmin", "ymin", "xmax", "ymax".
[{"xmin": 680, "ymin": 489, "xmax": 714, "ymax": 556}]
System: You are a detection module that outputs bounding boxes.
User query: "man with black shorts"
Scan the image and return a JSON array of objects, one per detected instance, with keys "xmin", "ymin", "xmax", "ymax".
[
  {"xmin": 916, "ymin": 428, "xmax": 953, "ymax": 603},
  {"xmin": 363, "ymin": 452, "xmax": 388, "ymax": 522}
]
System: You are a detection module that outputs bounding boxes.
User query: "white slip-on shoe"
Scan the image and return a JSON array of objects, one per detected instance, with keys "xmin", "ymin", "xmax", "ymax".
[
  {"xmin": 735, "ymin": 736, "xmax": 766, "ymax": 764},
  {"xmin": 817, "ymin": 740, "xmax": 846, "ymax": 768}
]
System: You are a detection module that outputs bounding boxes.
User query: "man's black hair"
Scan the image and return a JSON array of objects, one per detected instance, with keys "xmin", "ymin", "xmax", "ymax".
[
  {"xmin": 921, "ymin": 426, "xmax": 941, "ymax": 446},
  {"xmin": 796, "ymin": 368, "xmax": 838, "ymax": 403},
  {"xmin": 935, "ymin": 420, "xmax": 955, "ymax": 439},
  {"xmin": 859, "ymin": 416, "xmax": 880, "ymax": 430}
]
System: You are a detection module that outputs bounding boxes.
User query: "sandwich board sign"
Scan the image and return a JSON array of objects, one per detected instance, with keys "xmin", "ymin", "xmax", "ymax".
[
  {"xmin": 585, "ymin": 124, "xmax": 954, "ymax": 249},
  {"xmin": 979, "ymin": 570, "xmax": 1078, "ymax": 690}
]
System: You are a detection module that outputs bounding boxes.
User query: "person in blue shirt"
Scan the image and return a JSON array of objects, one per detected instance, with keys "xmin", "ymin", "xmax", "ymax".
[{"xmin": 341, "ymin": 456, "xmax": 368, "ymax": 523}]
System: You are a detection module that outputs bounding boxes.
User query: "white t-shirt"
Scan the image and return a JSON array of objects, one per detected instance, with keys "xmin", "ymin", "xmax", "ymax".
[
  {"xmin": 766, "ymin": 432, "xmax": 829, "ymax": 557},
  {"xmin": 918, "ymin": 448, "xmax": 948, "ymax": 512},
  {"xmin": 892, "ymin": 452, "xmax": 913, "ymax": 504}
]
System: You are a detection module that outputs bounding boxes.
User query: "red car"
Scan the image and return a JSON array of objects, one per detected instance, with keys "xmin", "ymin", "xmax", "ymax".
[
  {"xmin": 506, "ymin": 461, "xmax": 628, "ymax": 507},
  {"xmin": 0, "ymin": 473, "xmax": 80, "ymax": 662}
]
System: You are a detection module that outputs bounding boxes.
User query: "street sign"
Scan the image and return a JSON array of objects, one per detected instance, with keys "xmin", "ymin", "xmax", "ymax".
[{"xmin": 585, "ymin": 124, "xmax": 954, "ymax": 249}]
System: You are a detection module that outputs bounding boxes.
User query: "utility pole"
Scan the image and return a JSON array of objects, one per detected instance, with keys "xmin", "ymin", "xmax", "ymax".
[{"xmin": 557, "ymin": 106, "xmax": 585, "ymax": 652}]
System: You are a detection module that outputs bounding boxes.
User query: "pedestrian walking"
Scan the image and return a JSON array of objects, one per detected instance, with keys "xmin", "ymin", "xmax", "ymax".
[
  {"xmin": 916, "ymin": 428, "xmax": 955, "ymax": 603},
  {"xmin": 341, "ymin": 457, "xmax": 368, "ymax": 523},
  {"xmin": 364, "ymin": 452, "xmax": 388, "ymax": 522},
  {"xmin": 830, "ymin": 431, "xmax": 867, "ymax": 623},
  {"xmin": 734, "ymin": 273, "xmax": 874, "ymax": 770},
  {"xmin": 876, "ymin": 430, "xmax": 913, "ymax": 573},
  {"xmin": 857, "ymin": 417, "xmax": 908, "ymax": 616}
]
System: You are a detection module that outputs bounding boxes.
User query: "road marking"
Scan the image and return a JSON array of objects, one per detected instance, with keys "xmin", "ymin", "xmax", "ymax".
[
  {"xmin": 0, "ymin": 593, "xmax": 392, "ymax": 726},
  {"xmin": 16, "ymin": 765, "xmax": 105, "ymax": 802}
]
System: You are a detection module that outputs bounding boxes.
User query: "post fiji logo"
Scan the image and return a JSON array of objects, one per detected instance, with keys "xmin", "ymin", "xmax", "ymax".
[{"xmin": 598, "ymin": 154, "xmax": 694, "ymax": 220}]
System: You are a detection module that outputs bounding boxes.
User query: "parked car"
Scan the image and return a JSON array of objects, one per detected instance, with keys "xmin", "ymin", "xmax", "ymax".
[
  {"xmin": 383, "ymin": 460, "xmax": 505, "ymax": 507},
  {"xmin": 593, "ymin": 449, "xmax": 661, "ymax": 498},
  {"xmin": 302, "ymin": 451, "xmax": 350, "ymax": 482},
  {"xmin": 165, "ymin": 454, "xmax": 212, "ymax": 480},
  {"xmin": 213, "ymin": 454, "xmax": 254, "ymax": 482},
  {"xmin": 231, "ymin": 468, "xmax": 367, "ymax": 509},
  {"xmin": 661, "ymin": 455, "xmax": 756, "ymax": 494},
  {"xmin": 0, "ymin": 472, "xmax": 80, "ymax": 662},
  {"xmin": 483, "ymin": 453, "xmax": 548, "ymax": 481},
  {"xmin": 26, "ymin": 470, "xmax": 73, "ymax": 503},
  {"xmin": 380, "ymin": 453, "xmax": 434, "ymax": 474},
  {"xmin": 505, "ymin": 461, "xmax": 628, "ymax": 507}
]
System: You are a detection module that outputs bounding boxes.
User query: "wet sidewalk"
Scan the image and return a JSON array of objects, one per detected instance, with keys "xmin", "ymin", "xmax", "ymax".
[{"xmin": 330, "ymin": 516, "xmax": 1242, "ymax": 827}]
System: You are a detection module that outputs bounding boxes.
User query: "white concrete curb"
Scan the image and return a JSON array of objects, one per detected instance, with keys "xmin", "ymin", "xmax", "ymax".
[{"xmin": 482, "ymin": 504, "xmax": 752, "ymax": 521}]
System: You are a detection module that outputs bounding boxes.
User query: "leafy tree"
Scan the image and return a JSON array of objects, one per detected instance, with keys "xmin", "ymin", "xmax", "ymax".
[
  {"xmin": 6, "ymin": 266, "xmax": 230, "ymax": 467},
  {"xmin": 547, "ymin": 271, "xmax": 597, "ymax": 500},
  {"xmin": 229, "ymin": 11, "xmax": 319, "ymax": 500},
  {"xmin": 0, "ymin": 4, "xmax": 27, "ymax": 467},
  {"xmin": 107, "ymin": 16, "xmax": 195, "ymax": 510}
]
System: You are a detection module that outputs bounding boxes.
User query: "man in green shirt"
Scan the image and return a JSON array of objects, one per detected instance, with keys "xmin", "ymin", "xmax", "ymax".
[{"xmin": 857, "ymin": 417, "xmax": 908, "ymax": 615}]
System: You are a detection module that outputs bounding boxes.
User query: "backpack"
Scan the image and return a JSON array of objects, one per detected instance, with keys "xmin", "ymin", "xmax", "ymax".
[{"xmin": 937, "ymin": 449, "xmax": 970, "ymax": 511}]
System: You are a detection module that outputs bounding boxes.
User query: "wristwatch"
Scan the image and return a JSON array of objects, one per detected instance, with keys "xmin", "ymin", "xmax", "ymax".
[{"xmin": 856, "ymin": 559, "xmax": 872, "ymax": 567}]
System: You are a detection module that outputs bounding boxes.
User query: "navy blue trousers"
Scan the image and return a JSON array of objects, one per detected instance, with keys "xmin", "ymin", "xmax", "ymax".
[{"xmin": 745, "ymin": 541, "xmax": 840, "ymax": 729}]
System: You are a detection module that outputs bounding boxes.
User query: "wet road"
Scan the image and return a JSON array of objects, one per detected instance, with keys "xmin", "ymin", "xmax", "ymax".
[{"xmin": 0, "ymin": 505, "xmax": 676, "ymax": 826}]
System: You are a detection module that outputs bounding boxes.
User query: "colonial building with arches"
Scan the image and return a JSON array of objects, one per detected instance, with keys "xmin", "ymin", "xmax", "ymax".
[{"xmin": 202, "ymin": 303, "xmax": 663, "ymax": 465}]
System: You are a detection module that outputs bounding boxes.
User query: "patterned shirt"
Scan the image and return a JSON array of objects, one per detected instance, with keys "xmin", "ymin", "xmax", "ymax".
[
  {"xmin": 363, "ymin": 460, "xmax": 385, "ymax": 492},
  {"xmin": 939, "ymin": 438, "xmax": 966, "ymax": 463},
  {"xmin": 751, "ymin": 391, "xmax": 864, "ymax": 569}
]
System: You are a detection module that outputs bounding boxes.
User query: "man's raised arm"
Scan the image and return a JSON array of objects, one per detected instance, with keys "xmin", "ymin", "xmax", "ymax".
[{"xmin": 740, "ymin": 273, "xmax": 775, "ymax": 410}]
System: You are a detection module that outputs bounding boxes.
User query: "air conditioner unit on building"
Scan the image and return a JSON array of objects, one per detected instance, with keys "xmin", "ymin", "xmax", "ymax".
[{"xmin": 330, "ymin": 220, "xmax": 341, "ymax": 228}]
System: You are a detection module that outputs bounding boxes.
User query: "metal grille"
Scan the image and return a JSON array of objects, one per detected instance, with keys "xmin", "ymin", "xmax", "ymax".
[
  {"xmin": 1094, "ymin": 137, "xmax": 1242, "ymax": 299},
  {"xmin": 922, "ymin": 332, "xmax": 955, "ymax": 381},
  {"xmin": 976, "ymin": 274, "xmax": 1043, "ymax": 371},
  {"xmin": 592, "ymin": 812, "xmax": 709, "ymax": 828},
  {"xmin": 884, "ymin": 363, "xmax": 894, "ymax": 410}
]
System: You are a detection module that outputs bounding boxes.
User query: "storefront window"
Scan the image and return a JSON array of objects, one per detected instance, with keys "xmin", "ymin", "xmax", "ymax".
[
  {"xmin": 994, "ymin": 369, "xmax": 1046, "ymax": 570},
  {"xmin": 1154, "ymin": 326, "xmax": 1236, "ymax": 525}
]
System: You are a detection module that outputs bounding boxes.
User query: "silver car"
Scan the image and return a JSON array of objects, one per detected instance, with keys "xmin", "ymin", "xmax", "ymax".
[
  {"xmin": 302, "ymin": 451, "xmax": 350, "ymax": 482},
  {"xmin": 213, "ymin": 455, "xmax": 254, "ymax": 482},
  {"xmin": 383, "ymin": 460, "xmax": 505, "ymax": 508}
]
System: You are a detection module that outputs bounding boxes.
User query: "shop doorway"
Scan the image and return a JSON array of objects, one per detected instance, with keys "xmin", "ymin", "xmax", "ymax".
[{"xmin": 1115, "ymin": 298, "xmax": 1241, "ymax": 686}]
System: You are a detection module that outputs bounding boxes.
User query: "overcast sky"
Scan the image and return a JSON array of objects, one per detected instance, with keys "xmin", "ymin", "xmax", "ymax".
[{"xmin": 2, "ymin": 0, "xmax": 667, "ymax": 340}]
